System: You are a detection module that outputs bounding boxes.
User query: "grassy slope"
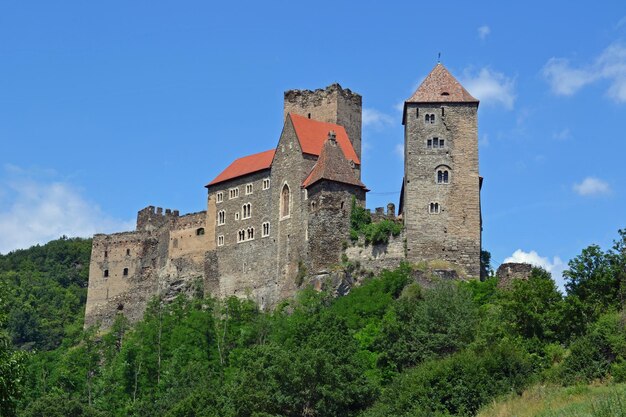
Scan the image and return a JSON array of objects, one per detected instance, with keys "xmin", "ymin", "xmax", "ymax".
[{"xmin": 477, "ymin": 383, "xmax": 626, "ymax": 417}]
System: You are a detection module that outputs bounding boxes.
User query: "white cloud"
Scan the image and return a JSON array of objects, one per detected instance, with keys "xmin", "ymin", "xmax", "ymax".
[
  {"xmin": 573, "ymin": 177, "xmax": 611, "ymax": 196},
  {"xmin": 460, "ymin": 68, "xmax": 516, "ymax": 110},
  {"xmin": 394, "ymin": 143, "xmax": 404, "ymax": 159},
  {"xmin": 362, "ymin": 108, "xmax": 395, "ymax": 128},
  {"xmin": 0, "ymin": 167, "xmax": 133, "ymax": 254},
  {"xmin": 552, "ymin": 128, "xmax": 571, "ymax": 140},
  {"xmin": 504, "ymin": 249, "xmax": 566, "ymax": 289},
  {"xmin": 617, "ymin": 16, "xmax": 626, "ymax": 29},
  {"xmin": 477, "ymin": 25, "xmax": 491, "ymax": 40},
  {"xmin": 543, "ymin": 43, "xmax": 626, "ymax": 102}
]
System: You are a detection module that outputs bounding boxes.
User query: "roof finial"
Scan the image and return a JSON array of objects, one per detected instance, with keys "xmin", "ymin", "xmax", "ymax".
[{"xmin": 437, "ymin": 52, "xmax": 441, "ymax": 64}]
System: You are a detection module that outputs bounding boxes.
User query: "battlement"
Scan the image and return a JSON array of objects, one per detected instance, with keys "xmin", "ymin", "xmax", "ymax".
[
  {"xmin": 369, "ymin": 203, "xmax": 398, "ymax": 222},
  {"xmin": 136, "ymin": 206, "xmax": 180, "ymax": 231},
  {"xmin": 284, "ymin": 83, "xmax": 362, "ymax": 107}
]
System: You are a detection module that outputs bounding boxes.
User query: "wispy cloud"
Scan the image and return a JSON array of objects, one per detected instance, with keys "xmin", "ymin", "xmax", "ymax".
[
  {"xmin": 543, "ymin": 43, "xmax": 626, "ymax": 102},
  {"xmin": 477, "ymin": 25, "xmax": 491, "ymax": 40},
  {"xmin": 573, "ymin": 177, "xmax": 611, "ymax": 196},
  {"xmin": 552, "ymin": 128, "xmax": 571, "ymax": 140},
  {"xmin": 460, "ymin": 67, "xmax": 516, "ymax": 110},
  {"xmin": 0, "ymin": 166, "xmax": 133, "ymax": 254},
  {"xmin": 504, "ymin": 249, "xmax": 566, "ymax": 290},
  {"xmin": 362, "ymin": 108, "xmax": 395, "ymax": 128},
  {"xmin": 394, "ymin": 143, "xmax": 404, "ymax": 159}
]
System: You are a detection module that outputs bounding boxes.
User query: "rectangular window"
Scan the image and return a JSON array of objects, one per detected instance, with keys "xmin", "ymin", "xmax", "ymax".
[
  {"xmin": 245, "ymin": 183, "xmax": 253, "ymax": 195},
  {"xmin": 439, "ymin": 139, "xmax": 444, "ymax": 147},
  {"xmin": 216, "ymin": 192, "xmax": 224, "ymax": 203},
  {"xmin": 433, "ymin": 137, "xmax": 439, "ymax": 149},
  {"xmin": 229, "ymin": 188, "xmax": 239, "ymax": 199},
  {"xmin": 263, "ymin": 178, "xmax": 270, "ymax": 190},
  {"xmin": 427, "ymin": 139, "xmax": 432, "ymax": 148},
  {"xmin": 217, "ymin": 235, "xmax": 224, "ymax": 246}
]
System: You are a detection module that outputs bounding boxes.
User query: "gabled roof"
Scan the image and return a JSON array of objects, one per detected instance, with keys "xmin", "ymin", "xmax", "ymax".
[
  {"xmin": 206, "ymin": 149, "xmax": 275, "ymax": 187},
  {"xmin": 406, "ymin": 63, "xmax": 478, "ymax": 104},
  {"xmin": 290, "ymin": 113, "xmax": 360, "ymax": 164},
  {"xmin": 302, "ymin": 132, "xmax": 367, "ymax": 190}
]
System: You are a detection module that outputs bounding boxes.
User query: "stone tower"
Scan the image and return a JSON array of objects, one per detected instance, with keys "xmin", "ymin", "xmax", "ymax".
[
  {"xmin": 284, "ymin": 84, "xmax": 362, "ymax": 177},
  {"xmin": 402, "ymin": 63, "xmax": 482, "ymax": 277}
]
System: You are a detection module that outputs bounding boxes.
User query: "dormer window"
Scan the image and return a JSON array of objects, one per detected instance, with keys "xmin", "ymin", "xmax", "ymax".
[{"xmin": 441, "ymin": 92, "xmax": 450, "ymax": 96}]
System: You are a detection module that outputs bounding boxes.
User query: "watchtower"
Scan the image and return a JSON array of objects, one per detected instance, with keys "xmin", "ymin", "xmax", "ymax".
[
  {"xmin": 401, "ymin": 63, "xmax": 482, "ymax": 277},
  {"xmin": 284, "ymin": 83, "xmax": 362, "ymax": 177}
]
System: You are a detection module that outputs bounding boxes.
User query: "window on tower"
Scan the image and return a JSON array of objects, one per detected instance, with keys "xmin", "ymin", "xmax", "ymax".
[
  {"xmin": 425, "ymin": 114, "xmax": 436, "ymax": 124},
  {"xmin": 437, "ymin": 170, "xmax": 449, "ymax": 184},
  {"xmin": 429, "ymin": 202, "xmax": 441, "ymax": 214}
]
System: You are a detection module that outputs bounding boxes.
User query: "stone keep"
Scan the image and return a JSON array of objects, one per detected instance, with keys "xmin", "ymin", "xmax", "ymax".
[{"xmin": 402, "ymin": 64, "xmax": 482, "ymax": 277}]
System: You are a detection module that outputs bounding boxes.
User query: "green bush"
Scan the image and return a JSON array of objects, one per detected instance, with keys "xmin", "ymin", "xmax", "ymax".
[{"xmin": 349, "ymin": 198, "xmax": 403, "ymax": 245}]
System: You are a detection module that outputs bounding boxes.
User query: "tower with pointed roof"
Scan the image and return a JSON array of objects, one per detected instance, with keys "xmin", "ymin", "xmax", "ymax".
[{"xmin": 401, "ymin": 63, "xmax": 482, "ymax": 277}]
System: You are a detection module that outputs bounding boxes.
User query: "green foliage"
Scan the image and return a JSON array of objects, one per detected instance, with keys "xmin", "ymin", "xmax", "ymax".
[
  {"xmin": 0, "ymin": 237, "xmax": 92, "ymax": 350},
  {"xmin": 563, "ymin": 229, "xmax": 626, "ymax": 325},
  {"xmin": 349, "ymin": 198, "xmax": 402, "ymax": 245},
  {"xmin": 5, "ymin": 228, "xmax": 626, "ymax": 416},
  {"xmin": 376, "ymin": 282, "xmax": 478, "ymax": 373},
  {"xmin": 558, "ymin": 311, "xmax": 626, "ymax": 384},
  {"xmin": 498, "ymin": 268, "xmax": 563, "ymax": 342},
  {"xmin": 361, "ymin": 341, "xmax": 534, "ymax": 417}
]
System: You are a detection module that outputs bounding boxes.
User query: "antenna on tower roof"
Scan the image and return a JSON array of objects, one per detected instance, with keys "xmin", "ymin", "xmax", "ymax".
[{"xmin": 437, "ymin": 52, "xmax": 441, "ymax": 63}]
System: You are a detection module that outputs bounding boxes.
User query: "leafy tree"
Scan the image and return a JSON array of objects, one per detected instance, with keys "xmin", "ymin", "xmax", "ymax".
[{"xmin": 498, "ymin": 268, "xmax": 563, "ymax": 343}]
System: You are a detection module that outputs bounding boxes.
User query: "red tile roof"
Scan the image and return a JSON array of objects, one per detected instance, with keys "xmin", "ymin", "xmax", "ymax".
[
  {"xmin": 303, "ymin": 133, "xmax": 367, "ymax": 190},
  {"xmin": 406, "ymin": 63, "xmax": 478, "ymax": 103},
  {"xmin": 206, "ymin": 149, "xmax": 275, "ymax": 187},
  {"xmin": 290, "ymin": 113, "xmax": 360, "ymax": 164}
]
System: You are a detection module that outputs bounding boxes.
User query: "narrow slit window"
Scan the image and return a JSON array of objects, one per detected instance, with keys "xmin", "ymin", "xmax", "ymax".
[
  {"xmin": 104, "ymin": 269, "xmax": 109, "ymax": 278},
  {"xmin": 123, "ymin": 268, "xmax": 129, "ymax": 276}
]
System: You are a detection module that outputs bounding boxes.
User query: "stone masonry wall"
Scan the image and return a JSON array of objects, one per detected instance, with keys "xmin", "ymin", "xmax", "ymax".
[
  {"xmin": 307, "ymin": 181, "xmax": 365, "ymax": 273},
  {"xmin": 403, "ymin": 103, "xmax": 481, "ymax": 277}
]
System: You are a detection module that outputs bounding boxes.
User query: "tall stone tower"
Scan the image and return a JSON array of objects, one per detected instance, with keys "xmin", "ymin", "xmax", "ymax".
[
  {"xmin": 402, "ymin": 63, "xmax": 481, "ymax": 277},
  {"xmin": 284, "ymin": 84, "xmax": 362, "ymax": 177}
]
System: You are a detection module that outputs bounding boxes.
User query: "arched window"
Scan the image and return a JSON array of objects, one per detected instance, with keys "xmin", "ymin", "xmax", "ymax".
[
  {"xmin": 437, "ymin": 170, "xmax": 449, "ymax": 184},
  {"xmin": 218, "ymin": 210, "xmax": 225, "ymax": 225},
  {"xmin": 247, "ymin": 228, "xmax": 254, "ymax": 240},
  {"xmin": 425, "ymin": 114, "xmax": 436, "ymax": 124},
  {"xmin": 281, "ymin": 184, "xmax": 290, "ymax": 218},
  {"xmin": 429, "ymin": 202, "xmax": 441, "ymax": 214},
  {"xmin": 242, "ymin": 203, "xmax": 251, "ymax": 219},
  {"xmin": 196, "ymin": 227, "xmax": 205, "ymax": 236}
]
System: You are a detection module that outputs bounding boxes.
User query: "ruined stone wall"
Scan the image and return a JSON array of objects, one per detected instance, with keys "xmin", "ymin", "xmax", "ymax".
[
  {"xmin": 86, "ymin": 206, "xmax": 209, "ymax": 330},
  {"xmin": 403, "ymin": 103, "xmax": 481, "ymax": 277},
  {"xmin": 284, "ymin": 84, "xmax": 362, "ymax": 177},
  {"xmin": 344, "ymin": 232, "xmax": 406, "ymax": 276},
  {"xmin": 168, "ymin": 211, "xmax": 208, "ymax": 263},
  {"xmin": 307, "ymin": 181, "xmax": 365, "ymax": 273},
  {"xmin": 86, "ymin": 231, "xmax": 159, "ymax": 329},
  {"xmin": 496, "ymin": 262, "xmax": 533, "ymax": 288}
]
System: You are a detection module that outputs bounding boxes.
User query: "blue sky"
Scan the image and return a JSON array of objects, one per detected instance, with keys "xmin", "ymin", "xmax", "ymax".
[{"xmin": 1, "ymin": 1, "xmax": 625, "ymax": 287}]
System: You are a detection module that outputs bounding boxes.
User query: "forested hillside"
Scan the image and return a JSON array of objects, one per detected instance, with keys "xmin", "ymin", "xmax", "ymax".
[{"xmin": 0, "ymin": 231, "xmax": 625, "ymax": 417}]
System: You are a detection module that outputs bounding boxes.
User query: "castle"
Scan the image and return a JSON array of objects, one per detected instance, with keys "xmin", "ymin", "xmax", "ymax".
[{"xmin": 85, "ymin": 64, "xmax": 482, "ymax": 329}]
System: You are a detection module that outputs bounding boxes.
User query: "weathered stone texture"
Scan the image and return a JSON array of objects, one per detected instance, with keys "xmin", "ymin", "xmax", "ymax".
[
  {"xmin": 403, "ymin": 102, "xmax": 481, "ymax": 277},
  {"xmin": 496, "ymin": 262, "xmax": 533, "ymax": 288},
  {"xmin": 86, "ymin": 72, "xmax": 484, "ymax": 330}
]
